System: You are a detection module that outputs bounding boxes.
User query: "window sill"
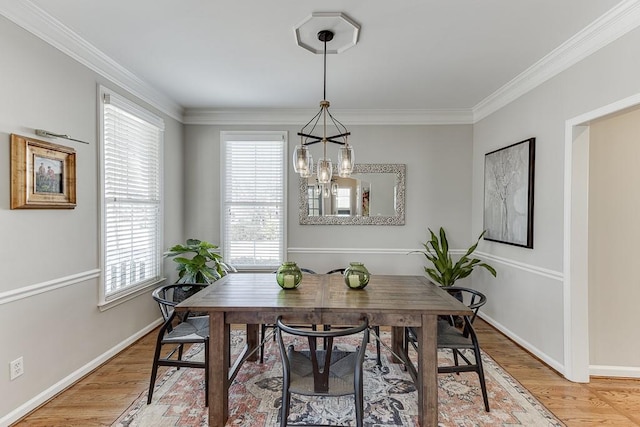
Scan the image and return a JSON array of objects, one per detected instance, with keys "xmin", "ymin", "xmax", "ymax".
[{"xmin": 99, "ymin": 277, "xmax": 166, "ymax": 311}]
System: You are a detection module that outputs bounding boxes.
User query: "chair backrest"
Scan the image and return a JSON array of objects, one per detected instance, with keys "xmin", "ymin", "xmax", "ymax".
[
  {"xmin": 326, "ymin": 268, "xmax": 346, "ymax": 275},
  {"xmin": 152, "ymin": 283, "xmax": 208, "ymax": 322},
  {"xmin": 276, "ymin": 316, "xmax": 369, "ymax": 394},
  {"xmin": 444, "ymin": 286, "xmax": 487, "ymax": 323}
]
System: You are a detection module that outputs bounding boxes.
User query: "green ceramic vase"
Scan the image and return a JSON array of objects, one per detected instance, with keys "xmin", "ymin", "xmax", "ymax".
[
  {"xmin": 344, "ymin": 262, "xmax": 370, "ymax": 289},
  {"xmin": 276, "ymin": 261, "xmax": 302, "ymax": 289}
]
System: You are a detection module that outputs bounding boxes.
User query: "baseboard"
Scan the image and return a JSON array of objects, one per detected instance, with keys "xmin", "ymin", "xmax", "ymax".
[
  {"xmin": 0, "ymin": 318, "xmax": 162, "ymax": 426},
  {"xmin": 590, "ymin": 365, "xmax": 640, "ymax": 378},
  {"xmin": 479, "ymin": 311, "xmax": 565, "ymax": 376}
]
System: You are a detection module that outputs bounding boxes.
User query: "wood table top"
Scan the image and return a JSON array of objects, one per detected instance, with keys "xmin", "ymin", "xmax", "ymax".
[{"xmin": 177, "ymin": 273, "xmax": 471, "ymax": 323}]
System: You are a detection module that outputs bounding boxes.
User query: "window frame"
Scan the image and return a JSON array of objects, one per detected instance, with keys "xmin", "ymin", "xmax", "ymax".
[
  {"xmin": 220, "ymin": 131, "xmax": 287, "ymax": 271},
  {"xmin": 98, "ymin": 86, "xmax": 165, "ymax": 309}
]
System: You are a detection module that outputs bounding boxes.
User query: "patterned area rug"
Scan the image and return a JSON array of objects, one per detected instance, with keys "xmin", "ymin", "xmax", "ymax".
[{"xmin": 113, "ymin": 330, "xmax": 564, "ymax": 426}]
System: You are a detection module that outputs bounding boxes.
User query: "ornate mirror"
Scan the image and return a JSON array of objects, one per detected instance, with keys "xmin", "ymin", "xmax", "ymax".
[{"xmin": 298, "ymin": 163, "xmax": 405, "ymax": 225}]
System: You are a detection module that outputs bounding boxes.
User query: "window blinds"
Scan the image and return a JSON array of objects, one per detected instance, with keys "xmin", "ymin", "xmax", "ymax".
[
  {"xmin": 102, "ymin": 92, "xmax": 163, "ymax": 297},
  {"xmin": 222, "ymin": 134, "xmax": 285, "ymax": 269}
]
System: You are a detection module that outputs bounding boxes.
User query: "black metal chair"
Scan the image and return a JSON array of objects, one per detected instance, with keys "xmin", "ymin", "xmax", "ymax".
[
  {"xmin": 148, "ymin": 283, "xmax": 209, "ymax": 406},
  {"xmin": 260, "ymin": 268, "xmax": 317, "ymax": 363},
  {"xmin": 276, "ymin": 316, "xmax": 369, "ymax": 427},
  {"xmin": 326, "ymin": 268, "xmax": 382, "ymax": 366},
  {"xmin": 405, "ymin": 286, "xmax": 490, "ymax": 412}
]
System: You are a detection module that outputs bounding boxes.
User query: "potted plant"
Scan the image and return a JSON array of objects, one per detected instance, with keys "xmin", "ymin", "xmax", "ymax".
[
  {"xmin": 414, "ymin": 227, "xmax": 496, "ymax": 287},
  {"xmin": 164, "ymin": 238, "xmax": 234, "ymax": 300},
  {"xmin": 413, "ymin": 227, "xmax": 496, "ymax": 327}
]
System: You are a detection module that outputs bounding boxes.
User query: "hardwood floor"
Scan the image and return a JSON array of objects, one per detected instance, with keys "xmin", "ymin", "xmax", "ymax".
[{"xmin": 12, "ymin": 320, "xmax": 640, "ymax": 426}]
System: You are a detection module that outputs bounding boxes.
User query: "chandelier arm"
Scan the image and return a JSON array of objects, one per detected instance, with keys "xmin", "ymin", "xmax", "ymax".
[
  {"xmin": 299, "ymin": 107, "xmax": 324, "ymax": 145},
  {"xmin": 326, "ymin": 110, "xmax": 349, "ymax": 140},
  {"xmin": 296, "ymin": 133, "xmax": 323, "ymax": 144}
]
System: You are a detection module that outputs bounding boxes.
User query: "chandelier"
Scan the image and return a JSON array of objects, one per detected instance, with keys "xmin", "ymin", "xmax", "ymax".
[{"xmin": 292, "ymin": 29, "xmax": 354, "ymax": 184}]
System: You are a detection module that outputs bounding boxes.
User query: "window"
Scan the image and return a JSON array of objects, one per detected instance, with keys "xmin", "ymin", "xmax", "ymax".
[
  {"xmin": 221, "ymin": 132, "xmax": 286, "ymax": 270},
  {"xmin": 335, "ymin": 188, "xmax": 351, "ymax": 215},
  {"xmin": 307, "ymin": 185, "xmax": 321, "ymax": 216},
  {"xmin": 99, "ymin": 87, "xmax": 164, "ymax": 304}
]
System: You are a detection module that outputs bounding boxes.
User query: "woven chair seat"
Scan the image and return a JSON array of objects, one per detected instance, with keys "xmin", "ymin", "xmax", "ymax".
[
  {"xmin": 163, "ymin": 316, "xmax": 209, "ymax": 343},
  {"xmin": 288, "ymin": 347, "xmax": 358, "ymax": 396}
]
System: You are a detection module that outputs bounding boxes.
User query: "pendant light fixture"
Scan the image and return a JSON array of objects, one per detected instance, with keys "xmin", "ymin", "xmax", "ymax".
[{"xmin": 292, "ymin": 29, "xmax": 354, "ymax": 183}]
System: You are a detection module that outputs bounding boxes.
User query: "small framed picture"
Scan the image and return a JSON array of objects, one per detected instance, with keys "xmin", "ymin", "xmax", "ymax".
[
  {"xmin": 483, "ymin": 137, "xmax": 535, "ymax": 248},
  {"xmin": 11, "ymin": 134, "xmax": 77, "ymax": 209}
]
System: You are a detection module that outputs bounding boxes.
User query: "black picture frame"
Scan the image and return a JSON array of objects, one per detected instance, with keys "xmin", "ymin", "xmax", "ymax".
[{"xmin": 483, "ymin": 137, "xmax": 535, "ymax": 248}]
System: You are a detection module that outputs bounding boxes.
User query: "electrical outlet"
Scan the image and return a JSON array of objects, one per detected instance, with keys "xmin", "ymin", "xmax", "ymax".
[{"xmin": 10, "ymin": 357, "xmax": 24, "ymax": 380}]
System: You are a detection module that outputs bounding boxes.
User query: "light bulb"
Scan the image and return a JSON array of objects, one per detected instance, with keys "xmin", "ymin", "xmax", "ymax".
[
  {"xmin": 317, "ymin": 158, "xmax": 333, "ymax": 184},
  {"xmin": 338, "ymin": 145, "xmax": 354, "ymax": 177}
]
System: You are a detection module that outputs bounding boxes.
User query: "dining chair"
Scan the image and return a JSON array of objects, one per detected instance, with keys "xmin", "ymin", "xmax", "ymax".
[
  {"xmin": 275, "ymin": 316, "xmax": 370, "ymax": 427},
  {"xmin": 260, "ymin": 268, "xmax": 317, "ymax": 363},
  {"xmin": 148, "ymin": 283, "xmax": 209, "ymax": 406},
  {"xmin": 326, "ymin": 268, "xmax": 382, "ymax": 366},
  {"xmin": 405, "ymin": 286, "xmax": 490, "ymax": 412}
]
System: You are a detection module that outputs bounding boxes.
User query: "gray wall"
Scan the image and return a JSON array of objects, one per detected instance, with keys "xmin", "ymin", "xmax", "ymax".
[
  {"xmin": 471, "ymin": 26, "xmax": 640, "ymax": 372},
  {"xmin": 184, "ymin": 124, "xmax": 474, "ymax": 275},
  {"xmin": 0, "ymin": 16, "xmax": 184, "ymax": 421}
]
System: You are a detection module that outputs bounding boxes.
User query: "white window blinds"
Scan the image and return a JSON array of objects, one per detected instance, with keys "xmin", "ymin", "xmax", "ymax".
[
  {"xmin": 221, "ymin": 132, "xmax": 286, "ymax": 269},
  {"xmin": 101, "ymin": 88, "xmax": 164, "ymax": 299}
]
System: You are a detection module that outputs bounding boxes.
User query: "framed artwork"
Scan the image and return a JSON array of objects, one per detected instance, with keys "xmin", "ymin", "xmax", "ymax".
[
  {"xmin": 483, "ymin": 137, "xmax": 535, "ymax": 248},
  {"xmin": 10, "ymin": 134, "xmax": 77, "ymax": 209}
]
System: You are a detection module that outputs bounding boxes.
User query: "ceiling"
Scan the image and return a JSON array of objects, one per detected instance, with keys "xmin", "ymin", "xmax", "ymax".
[{"xmin": 8, "ymin": 0, "xmax": 626, "ymax": 119}]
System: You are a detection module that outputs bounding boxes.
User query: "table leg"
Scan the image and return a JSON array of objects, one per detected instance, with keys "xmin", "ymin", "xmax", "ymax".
[
  {"xmin": 209, "ymin": 312, "xmax": 229, "ymax": 427},
  {"xmin": 391, "ymin": 326, "xmax": 405, "ymax": 364},
  {"xmin": 417, "ymin": 314, "xmax": 438, "ymax": 426},
  {"xmin": 246, "ymin": 324, "xmax": 259, "ymax": 362}
]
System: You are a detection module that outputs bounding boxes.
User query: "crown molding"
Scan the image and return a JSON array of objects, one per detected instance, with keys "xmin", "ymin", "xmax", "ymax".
[
  {"xmin": 0, "ymin": 0, "xmax": 184, "ymax": 122},
  {"xmin": 3, "ymin": 0, "xmax": 638, "ymax": 126},
  {"xmin": 183, "ymin": 108, "xmax": 474, "ymax": 125},
  {"xmin": 473, "ymin": 0, "xmax": 640, "ymax": 122}
]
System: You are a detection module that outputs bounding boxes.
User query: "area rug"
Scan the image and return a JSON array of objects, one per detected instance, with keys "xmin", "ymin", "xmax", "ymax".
[{"xmin": 113, "ymin": 330, "xmax": 564, "ymax": 426}]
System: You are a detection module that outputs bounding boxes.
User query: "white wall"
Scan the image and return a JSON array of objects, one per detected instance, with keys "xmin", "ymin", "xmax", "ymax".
[
  {"xmin": 0, "ymin": 16, "xmax": 184, "ymax": 422},
  {"xmin": 588, "ymin": 107, "xmax": 640, "ymax": 368},
  {"xmin": 471, "ymin": 26, "xmax": 640, "ymax": 373},
  {"xmin": 184, "ymin": 123, "xmax": 474, "ymax": 276}
]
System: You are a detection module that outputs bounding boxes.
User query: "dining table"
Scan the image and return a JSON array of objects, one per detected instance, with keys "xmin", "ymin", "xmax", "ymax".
[{"xmin": 176, "ymin": 272, "xmax": 472, "ymax": 427}]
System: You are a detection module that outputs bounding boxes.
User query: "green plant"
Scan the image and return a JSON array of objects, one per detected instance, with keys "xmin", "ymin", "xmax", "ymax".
[
  {"xmin": 165, "ymin": 238, "xmax": 234, "ymax": 284},
  {"xmin": 413, "ymin": 227, "xmax": 496, "ymax": 287}
]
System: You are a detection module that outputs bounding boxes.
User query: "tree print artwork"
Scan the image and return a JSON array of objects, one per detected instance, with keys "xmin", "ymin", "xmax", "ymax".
[{"xmin": 483, "ymin": 138, "xmax": 535, "ymax": 248}]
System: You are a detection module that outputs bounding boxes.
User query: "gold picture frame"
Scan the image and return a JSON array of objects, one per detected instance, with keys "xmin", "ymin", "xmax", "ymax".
[{"xmin": 11, "ymin": 134, "xmax": 77, "ymax": 209}]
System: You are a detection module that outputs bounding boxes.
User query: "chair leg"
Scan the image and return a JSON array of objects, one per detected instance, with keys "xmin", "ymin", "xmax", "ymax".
[
  {"xmin": 260, "ymin": 324, "xmax": 266, "ymax": 364},
  {"xmin": 177, "ymin": 343, "xmax": 184, "ymax": 370},
  {"xmin": 473, "ymin": 346, "xmax": 490, "ymax": 412},
  {"xmin": 280, "ymin": 388, "xmax": 290, "ymax": 427},
  {"xmin": 355, "ymin": 374, "xmax": 364, "ymax": 427},
  {"xmin": 204, "ymin": 337, "xmax": 209, "ymax": 407},
  {"xmin": 452, "ymin": 348, "xmax": 460, "ymax": 373},
  {"xmin": 147, "ymin": 338, "xmax": 164, "ymax": 404},
  {"xmin": 374, "ymin": 326, "xmax": 381, "ymax": 366}
]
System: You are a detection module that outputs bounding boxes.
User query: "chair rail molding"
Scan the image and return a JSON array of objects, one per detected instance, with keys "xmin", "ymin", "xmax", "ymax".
[
  {"xmin": 475, "ymin": 251, "xmax": 563, "ymax": 282},
  {"xmin": 288, "ymin": 247, "xmax": 418, "ymax": 255},
  {"xmin": 0, "ymin": 269, "xmax": 100, "ymax": 306}
]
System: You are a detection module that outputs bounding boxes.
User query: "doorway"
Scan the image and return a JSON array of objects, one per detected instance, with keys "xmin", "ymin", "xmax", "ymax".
[{"xmin": 564, "ymin": 93, "xmax": 640, "ymax": 382}]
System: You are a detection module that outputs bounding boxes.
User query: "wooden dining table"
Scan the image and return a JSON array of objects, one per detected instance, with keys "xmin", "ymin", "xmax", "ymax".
[{"xmin": 176, "ymin": 272, "xmax": 471, "ymax": 427}]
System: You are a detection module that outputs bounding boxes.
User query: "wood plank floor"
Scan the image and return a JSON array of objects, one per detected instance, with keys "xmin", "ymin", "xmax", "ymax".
[{"xmin": 11, "ymin": 319, "xmax": 640, "ymax": 426}]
